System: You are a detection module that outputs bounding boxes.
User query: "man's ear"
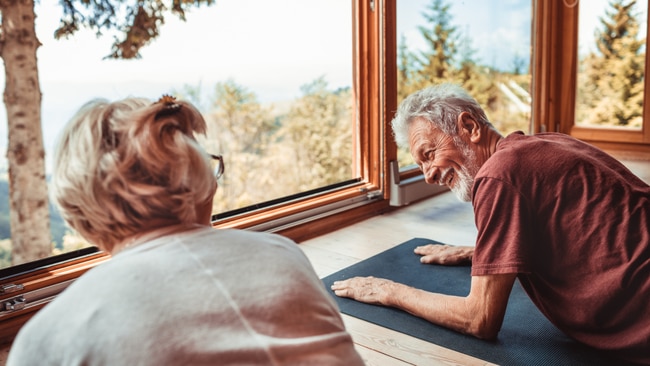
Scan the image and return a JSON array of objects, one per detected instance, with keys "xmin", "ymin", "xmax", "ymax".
[{"xmin": 457, "ymin": 111, "xmax": 481, "ymax": 143}]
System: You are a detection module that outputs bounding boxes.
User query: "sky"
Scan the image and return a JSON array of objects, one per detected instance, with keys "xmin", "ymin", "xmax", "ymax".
[
  {"xmin": 0, "ymin": 0, "xmax": 646, "ymax": 174},
  {"xmin": 398, "ymin": 0, "xmax": 532, "ymax": 71},
  {"xmin": 0, "ymin": 0, "xmax": 353, "ymax": 173}
]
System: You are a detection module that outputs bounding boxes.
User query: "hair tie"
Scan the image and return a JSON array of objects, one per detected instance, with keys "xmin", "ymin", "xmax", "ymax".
[{"xmin": 155, "ymin": 94, "xmax": 181, "ymax": 116}]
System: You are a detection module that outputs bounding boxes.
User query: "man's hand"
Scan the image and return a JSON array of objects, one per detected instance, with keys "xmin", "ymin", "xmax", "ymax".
[
  {"xmin": 414, "ymin": 244, "xmax": 474, "ymax": 265},
  {"xmin": 332, "ymin": 272, "xmax": 517, "ymax": 340},
  {"xmin": 331, "ymin": 276, "xmax": 397, "ymax": 305}
]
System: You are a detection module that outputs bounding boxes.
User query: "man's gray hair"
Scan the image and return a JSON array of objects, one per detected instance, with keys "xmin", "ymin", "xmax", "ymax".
[{"xmin": 391, "ymin": 83, "xmax": 492, "ymax": 148}]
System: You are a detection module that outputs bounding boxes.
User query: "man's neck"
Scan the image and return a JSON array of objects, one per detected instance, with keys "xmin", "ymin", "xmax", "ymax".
[{"xmin": 480, "ymin": 126, "xmax": 504, "ymax": 161}]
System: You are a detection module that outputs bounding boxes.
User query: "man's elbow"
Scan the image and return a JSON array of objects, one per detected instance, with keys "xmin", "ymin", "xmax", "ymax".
[{"xmin": 465, "ymin": 315, "xmax": 502, "ymax": 340}]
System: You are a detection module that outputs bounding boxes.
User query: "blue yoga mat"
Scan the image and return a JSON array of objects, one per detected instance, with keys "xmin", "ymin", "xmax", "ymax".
[{"xmin": 322, "ymin": 238, "xmax": 637, "ymax": 366}]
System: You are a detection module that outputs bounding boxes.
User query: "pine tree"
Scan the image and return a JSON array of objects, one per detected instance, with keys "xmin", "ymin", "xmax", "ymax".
[
  {"xmin": 412, "ymin": 0, "xmax": 459, "ymax": 90},
  {"xmin": 577, "ymin": 0, "xmax": 645, "ymax": 127},
  {"xmin": 408, "ymin": 0, "xmax": 499, "ymax": 116},
  {"xmin": 454, "ymin": 32, "xmax": 497, "ymax": 111}
]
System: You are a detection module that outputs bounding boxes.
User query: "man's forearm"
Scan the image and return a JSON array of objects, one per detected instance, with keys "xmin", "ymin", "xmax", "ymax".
[
  {"xmin": 383, "ymin": 283, "xmax": 477, "ymax": 336},
  {"xmin": 382, "ymin": 273, "xmax": 516, "ymax": 339}
]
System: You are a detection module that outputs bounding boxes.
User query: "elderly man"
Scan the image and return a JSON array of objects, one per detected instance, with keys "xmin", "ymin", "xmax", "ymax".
[{"xmin": 331, "ymin": 83, "xmax": 650, "ymax": 364}]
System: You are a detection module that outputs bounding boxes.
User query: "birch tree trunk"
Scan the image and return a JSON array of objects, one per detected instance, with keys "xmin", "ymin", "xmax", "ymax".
[{"xmin": 0, "ymin": 0, "xmax": 52, "ymax": 265}]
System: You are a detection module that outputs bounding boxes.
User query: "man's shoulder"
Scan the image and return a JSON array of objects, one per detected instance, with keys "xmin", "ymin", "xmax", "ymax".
[
  {"xmin": 479, "ymin": 132, "xmax": 579, "ymax": 182},
  {"xmin": 493, "ymin": 132, "xmax": 589, "ymax": 164},
  {"xmin": 500, "ymin": 131, "xmax": 578, "ymax": 149}
]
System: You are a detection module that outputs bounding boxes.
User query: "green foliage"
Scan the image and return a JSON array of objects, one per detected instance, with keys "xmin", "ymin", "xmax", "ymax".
[
  {"xmin": 0, "ymin": 180, "xmax": 9, "ymax": 240},
  {"xmin": 1, "ymin": 178, "xmax": 79, "ymax": 269},
  {"xmin": 194, "ymin": 77, "xmax": 354, "ymax": 214},
  {"xmin": 415, "ymin": 0, "xmax": 458, "ymax": 82},
  {"xmin": 54, "ymin": 232, "xmax": 93, "ymax": 256},
  {"xmin": 1, "ymin": 178, "xmax": 68, "ymax": 248},
  {"xmin": 204, "ymin": 80, "xmax": 279, "ymax": 210},
  {"xmin": 279, "ymin": 77, "xmax": 353, "ymax": 191},
  {"xmin": 399, "ymin": 0, "xmax": 459, "ymax": 98},
  {"xmin": 49, "ymin": 202, "xmax": 69, "ymax": 251},
  {"xmin": 576, "ymin": 0, "xmax": 645, "ymax": 127},
  {"xmin": 0, "ymin": 239, "xmax": 11, "ymax": 269},
  {"xmin": 56, "ymin": 0, "xmax": 216, "ymax": 59}
]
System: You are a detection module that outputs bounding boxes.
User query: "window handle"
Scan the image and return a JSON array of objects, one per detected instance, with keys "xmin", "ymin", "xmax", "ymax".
[
  {"xmin": 1, "ymin": 296, "xmax": 26, "ymax": 312},
  {"xmin": 0, "ymin": 283, "xmax": 24, "ymax": 294}
]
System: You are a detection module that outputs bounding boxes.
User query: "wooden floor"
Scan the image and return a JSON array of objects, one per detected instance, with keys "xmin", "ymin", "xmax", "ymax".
[{"xmin": 297, "ymin": 157, "xmax": 650, "ymax": 366}]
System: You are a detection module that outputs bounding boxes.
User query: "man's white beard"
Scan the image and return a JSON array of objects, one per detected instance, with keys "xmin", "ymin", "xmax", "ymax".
[
  {"xmin": 451, "ymin": 164, "xmax": 474, "ymax": 202},
  {"xmin": 450, "ymin": 138, "xmax": 480, "ymax": 202}
]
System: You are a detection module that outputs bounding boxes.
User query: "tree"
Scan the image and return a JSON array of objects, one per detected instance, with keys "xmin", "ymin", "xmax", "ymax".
[
  {"xmin": 453, "ymin": 31, "xmax": 497, "ymax": 111},
  {"xmin": 1, "ymin": 1, "xmax": 51, "ymax": 265},
  {"xmin": 0, "ymin": 0, "xmax": 215, "ymax": 265},
  {"xmin": 204, "ymin": 79, "xmax": 277, "ymax": 211},
  {"xmin": 191, "ymin": 77, "xmax": 352, "ymax": 216},
  {"xmin": 395, "ymin": 0, "xmax": 529, "ymax": 149},
  {"xmin": 276, "ymin": 77, "xmax": 353, "ymax": 192},
  {"xmin": 396, "ymin": 0, "xmax": 463, "ymax": 167},
  {"xmin": 576, "ymin": 0, "xmax": 645, "ymax": 127},
  {"xmin": 412, "ymin": 0, "xmax": 459, "ymax": 90}
]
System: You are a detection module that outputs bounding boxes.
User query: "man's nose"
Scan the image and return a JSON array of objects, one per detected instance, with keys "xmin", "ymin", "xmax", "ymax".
[{"xmin": 422, "ymin": 164, "xmax": 440, "ymax": 185}]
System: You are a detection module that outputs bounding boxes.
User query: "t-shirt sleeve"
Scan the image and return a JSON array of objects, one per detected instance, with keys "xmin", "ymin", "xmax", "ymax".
[{"xmin": 471, "ymin": 177, "xmax": 534, "ymax": 276}]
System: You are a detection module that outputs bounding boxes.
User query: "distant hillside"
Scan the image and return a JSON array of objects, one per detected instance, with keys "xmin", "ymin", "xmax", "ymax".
[
  {"xmin": 0, "ymin": 179, "xmax": 69, "ymax": 248},
  {"xmin": 0, "ymin": 179, "xmax": 8, "ymax": 240}
]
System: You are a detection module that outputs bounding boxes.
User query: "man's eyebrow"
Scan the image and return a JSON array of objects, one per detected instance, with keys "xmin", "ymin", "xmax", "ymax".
[
  {"xmin": 411, "ymin": 145, "xmax": 424, "ymax": 157},
  {"xmin": 414, "ymin": 142, "xmax": 435, "ymax": 155}
]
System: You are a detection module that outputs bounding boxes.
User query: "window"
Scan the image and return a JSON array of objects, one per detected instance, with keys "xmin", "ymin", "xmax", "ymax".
[
  {"xmin": 390, "ymin": 0, "xmax": 532, "ymax": 206},
  {"xmin": 0, "ymin": 0, "xmax": 385, "ymax": 271},
  {"xmin": 533, "ymin": 0, "xmax": 650, "ymax": 150},
  {"xmin": 395, "ymin": 0, "xmax": 533, "ymax": 169},
  {"xmin": 1, "ymin": 0, "xmax": 391, "ymax": 339},
  {"xmin": 576, "ymin": 0, "xmax": 647, "ymax": 131}
]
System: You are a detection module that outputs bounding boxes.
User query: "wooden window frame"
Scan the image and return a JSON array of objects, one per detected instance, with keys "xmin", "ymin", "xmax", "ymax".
[
  {"xmin": 0, "ymin": 0, "xmax": 399, "ymax": 344},
  {"xmin": 532, "ymin": 0, "xmax": 650, "ymax": 154}
]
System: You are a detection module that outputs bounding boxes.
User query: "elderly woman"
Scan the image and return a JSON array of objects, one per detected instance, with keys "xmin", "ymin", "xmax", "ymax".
[{"xmin": 7, "ymin": 96, "xmax": 363, "ymax": 366}]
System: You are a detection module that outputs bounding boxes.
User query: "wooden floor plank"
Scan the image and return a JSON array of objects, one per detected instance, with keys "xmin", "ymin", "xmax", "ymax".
[
  {"xmin": 352, "ymin": 343, "xmax": 413, "ymax": 366},
  {"xmin": 343, "ymin": 316, "xmax": 496, "ymax": 366}
]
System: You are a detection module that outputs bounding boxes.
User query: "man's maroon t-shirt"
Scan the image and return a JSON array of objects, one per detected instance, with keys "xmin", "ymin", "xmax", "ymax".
[{"xmin": 471, "ymin": 132, "xmax": 649, "ymax": 364}]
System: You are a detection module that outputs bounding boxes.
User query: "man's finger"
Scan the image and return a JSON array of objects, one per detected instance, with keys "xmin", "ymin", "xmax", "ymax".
[
  {"xmin": 420, "ymin": 255, "xmax": 438, "ymax": 264},
  {"xmin": 414, "ymin": 244, "xmax": 440, "ymax": 255},
  {"xmin": 333, "ymin": 288, "xmax": 351, "ymax": 297}
]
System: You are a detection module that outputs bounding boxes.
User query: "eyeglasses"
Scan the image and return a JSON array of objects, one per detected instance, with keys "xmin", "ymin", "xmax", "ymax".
[{"xmin": 209, "ymin": 154, "xmax": 225, "ymax": 179}]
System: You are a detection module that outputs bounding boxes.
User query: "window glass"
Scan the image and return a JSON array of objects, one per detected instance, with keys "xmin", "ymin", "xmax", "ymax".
[
  {"xmin": 576, "ymin": 0, "xmax": 647, "ymax": 129},
  {"xmin": 396, "ymin": 0, "xmax": 532, "ymax": 168},
  {"xmin": 0, "ymin": 0, "xmax": 354, "ymax": 269}
]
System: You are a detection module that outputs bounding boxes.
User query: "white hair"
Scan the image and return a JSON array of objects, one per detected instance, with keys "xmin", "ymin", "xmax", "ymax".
[{"xmin": 391, "ymin": 83, "xmax": 492, "ymax": 148}]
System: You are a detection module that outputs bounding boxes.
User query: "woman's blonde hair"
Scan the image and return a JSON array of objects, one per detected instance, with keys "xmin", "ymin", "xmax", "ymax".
[{"xmin": 51, "ymin": 96, "xmax": 215, "ymax": 252}]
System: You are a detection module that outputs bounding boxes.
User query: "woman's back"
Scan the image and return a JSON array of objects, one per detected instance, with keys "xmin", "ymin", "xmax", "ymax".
[{"xmin": 8, "ymin": 227, "xmax": 364, "ymax": 366}]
